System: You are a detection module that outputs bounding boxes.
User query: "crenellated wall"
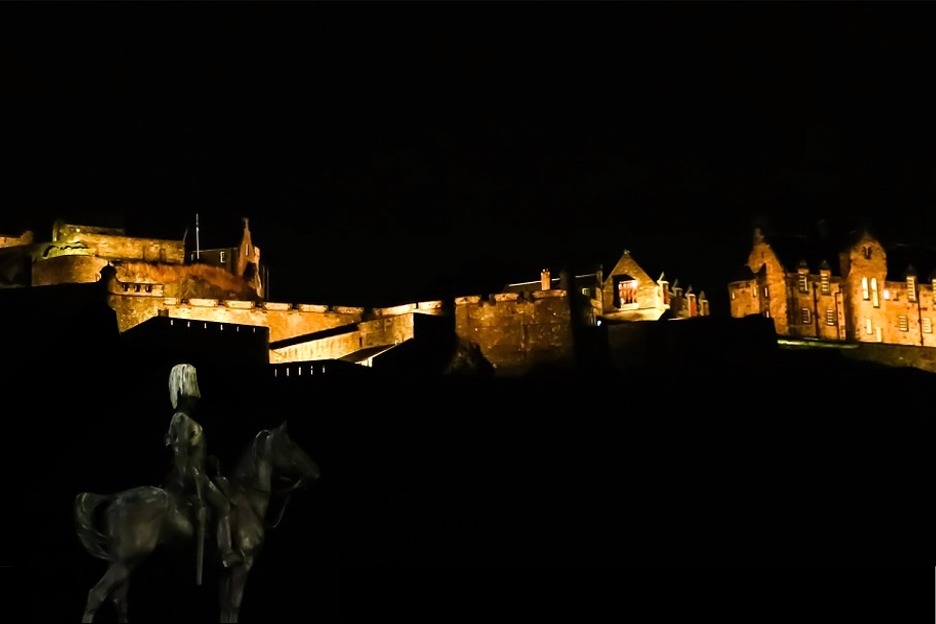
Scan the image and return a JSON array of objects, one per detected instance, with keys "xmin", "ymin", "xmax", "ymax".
[{"xmin": 454, "ymin": 290, "xmax": 575, "ymax": 375}]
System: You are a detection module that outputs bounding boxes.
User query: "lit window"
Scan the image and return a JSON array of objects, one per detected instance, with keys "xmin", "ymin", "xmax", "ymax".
[
  {"xmin": 801, "ymin": 308, "xmax": 811, "ymax": 325},
  {"xmin": 898, "ymin": 315, "xmax": 909, "ymax": 332},
  {"xmin": 763, "ymin": 286, "xmax": 769, "ymax": 299},
  {"xmin": 617, "ymin": 279, "xmax": 638, "ymax": 306},
  {"xmin": 731, "ymin": 291, "xmax": 736, "ymax": 300},
  {"xmin": 883, "ymin": 289, "xmax": 890, "ymax": 301},
  {"xmin": 861, "ymin": 277, "xmax": 869, "ymax": 300},
  {"xmin": 220, "ymin": 251, "xmax": 226, "ymax": 263},
  {"xmin": 764, "ymin": 309, "xmax": 770, "ymax": 318},
  {"xmin": 798, "ymin": 272, "xmax": 808, "ymax": 293},
  {"xmin": 871, "ymin": 278, "xmax": 879, "ymax": 308},
  {"xmin": 923, "ymin": 318, "xmax": 933, "ymax": 334},
  {"xmin": 826, "ymin": 309, "xmax": 836, "ymax": 326},
  {"xmin": 752, "ymin": 287, "xmax": 757, "ymax": 299},
  {"xmin": 907, "ymin": 277, "xmax": 917, "ymax": 303},
  {"xmin": 820, "ymin": 273, "xmax": 830, "ymax": 295},
  {"xmin": 865, "ymin": 318, "xmax": 873, "ymax": 335}
]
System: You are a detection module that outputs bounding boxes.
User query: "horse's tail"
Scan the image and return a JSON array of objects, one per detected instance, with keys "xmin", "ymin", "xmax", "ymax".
[{"xmin": 74, "ymin": 492, "xmax": 114, "ymax": 561}]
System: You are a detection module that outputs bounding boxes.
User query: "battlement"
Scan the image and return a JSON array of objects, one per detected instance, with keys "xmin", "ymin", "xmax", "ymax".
[{"xmin": 454, "ymin": 289, "xmax": 569, "ymax": 306}]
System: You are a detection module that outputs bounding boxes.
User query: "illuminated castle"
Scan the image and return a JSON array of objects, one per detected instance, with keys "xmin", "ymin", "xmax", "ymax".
[
  {"xmin": 729, "ymin": 227, "xmax": 936, "ymax": 348},
  {"xmin": 0, "ymin": 217, "xmax": 713, "ymax": 376}
]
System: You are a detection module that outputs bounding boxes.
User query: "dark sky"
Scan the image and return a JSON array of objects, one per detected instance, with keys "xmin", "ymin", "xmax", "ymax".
[{"xmin": 5, "ymin": 3, "xmax": 936, "ymax": 308}]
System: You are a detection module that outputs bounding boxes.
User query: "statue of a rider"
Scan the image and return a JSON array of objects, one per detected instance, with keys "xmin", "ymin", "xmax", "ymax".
[{"xmin": 164, "ymin": 363, "xmax": 242, "ymax": 584}]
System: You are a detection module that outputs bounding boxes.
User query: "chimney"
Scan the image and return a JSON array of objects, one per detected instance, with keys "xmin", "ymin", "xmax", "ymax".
[{"xmin": 541, "ymin": 268, "xmax": 551, "ymax": 291}]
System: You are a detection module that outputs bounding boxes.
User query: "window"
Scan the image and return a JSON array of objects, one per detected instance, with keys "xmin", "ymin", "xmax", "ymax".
[
  {"xmin": 752, "ymin": 287, "xmax": 757, "ymax": 299},
  {"xmin": 871, "ymin": 277, "xmax": 879, "ymax": 308},
  {"xmin": 764, "ymin": 309, "xmax": 770, "ymax": 318},
  {"xmin": 801, "ymin": 308, "xmax": 811, "ymax": 325},
  {"xmin": 865, "ymin": 318, "xmax": 873, "ymax": 335},
  {"xmin": 820, "ymin": 273, "xmax": 830, "ymax": 295},
  {"xmin": 798, "ymin": 272, "xmax": 808, "ymax": 293},
  {"xmin": 616, "ymin": 279, "xmax": 638, "ymax": 306},
  {"xmin": 731, "ymin": 291, "xmax": 736, "ymax": 300},
  {"xmin": 763, "ymin": 286, "xmax": 769, "ymax": 299},
  {"xmin": 861, "ymin": 277, "xmax": 869, "ymax": 300},
  {"xmin": 898, "ymin": 315, "xmax": 909, "ymax": 332},
  {"xmin": 219, "ymin": 250, "xmax": 226, "ymax": 263},
  {"xmin": 826, "ymin": 309, "xmax": 836, "ymax": 326},
  {"xmin": 907, "ymin": 277, "xmax": 917, "ymax": 303},
  {"xmin": 581, "ymin": 287, "xmax": 590, "ymax": 297},
  {"xmin": 923, "ymin": 318, "xmax": 933, "ymax": 334},
  {"xmin": 863, "ymin": 245, "xmax": 872, "ymax": 259}
]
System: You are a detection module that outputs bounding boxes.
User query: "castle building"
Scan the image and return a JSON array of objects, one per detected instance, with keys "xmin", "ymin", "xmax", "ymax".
[
  {"xmin": 1, "ymin": 217, "xmax": 711, "ymax": 376},
  {"xmin": 728, "ymin": 227, "xmax": 936, "ymax": 348}
]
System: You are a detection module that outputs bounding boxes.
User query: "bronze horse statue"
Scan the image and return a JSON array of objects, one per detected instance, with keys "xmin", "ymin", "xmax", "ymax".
[{"xmin": 75, "ymin": 421, "xmax": 321, "ymax": 622}]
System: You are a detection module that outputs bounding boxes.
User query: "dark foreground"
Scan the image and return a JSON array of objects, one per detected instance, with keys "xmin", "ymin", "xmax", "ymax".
[{"xmin": 12, "ymin": 328, "xmax": 933, "ymax": 621}]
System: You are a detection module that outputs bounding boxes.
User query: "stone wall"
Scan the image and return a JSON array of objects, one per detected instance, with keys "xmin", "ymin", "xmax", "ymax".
[
  {"xmin": 52, "ymin": 228, "xmax": 185, "ymax": 264},
  {"xmin": 842, "ymin": 233, "xmax": 886, "ymax": 343},
  {"xmin": 455, "ymin": 291, "xmax": 574, "ymax": 375},
  {"xmin": 747, "ymin": 239, "xmax": 790, "ymax": 335},
  {"xmin": 32, "ymin": 255, "xmax": 109, "ymax": 286},
  {"xmin": 269, "ymin": 313, "xmax": 419, "ymax": 363},
  {"xmin": 0, "ymin": 231, "xmax": 33, "ymax": 248}
]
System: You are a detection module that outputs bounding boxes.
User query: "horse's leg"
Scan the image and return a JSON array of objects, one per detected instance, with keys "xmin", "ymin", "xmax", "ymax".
[
  {"xmin": 112, "ymin": 571, "xmax": 130, "ymax": 623},
  {"xmin": 82, "ymin": 562, "xmax": 130, "ymax": 623},
  {"xmin": 218, "ymin": 568, "xmax": 232, "ymax": 623},
  {"xmin": 221, "ymin": 563, "xmax": 250, "ymax": 622}
]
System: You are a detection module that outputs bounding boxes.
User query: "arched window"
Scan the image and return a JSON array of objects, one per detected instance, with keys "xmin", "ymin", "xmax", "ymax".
[{"xmin": 861, "ymin": 277, "xmax": 869, "ymax": 300}]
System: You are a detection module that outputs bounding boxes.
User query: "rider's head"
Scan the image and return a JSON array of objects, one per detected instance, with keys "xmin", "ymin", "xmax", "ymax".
[{"xmin": 169, "ymin": 363, "xmax": 201, "ymax": 410}]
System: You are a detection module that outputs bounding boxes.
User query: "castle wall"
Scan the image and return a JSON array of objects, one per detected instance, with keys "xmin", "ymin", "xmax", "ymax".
[
  {"xmin": 108, "ymin": 294, "xmax": 164, "ymax": 332},
  {"xmin": 269, "ymin": 313, "xmax": 419, "ymax": 363},
  {"xmin": 54, "ymin": 230, "xmax": 185, "ymax": 264},
  {"xmin": 728, "ymin": 280, "xmax": 759, "ymax": 318},
  {"xmin": 0, "ymin": 231, "xmax": 34, "ymax": 248},
  {"xmin": 270, "ymin": 329, "xmax": 362, "ymax": 363},
  {"xmin": 32, "ymin": 255, "xmax": 109, "ymax": 286},
  {"xmin": 159, "ymin": 300, "xmax": 363, "ymax": 342},
  {"xmin": 784, "ymin": 276, "xmax": 846, "ymax": 341},
  {"xmin": 455, "ymin": 291, "xmax": 574, "ymax": 375}
]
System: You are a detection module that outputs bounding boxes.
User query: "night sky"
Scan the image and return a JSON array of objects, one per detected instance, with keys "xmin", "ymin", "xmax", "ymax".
[{"xmin": 5, "ymin": 3, "xmax": 936, "ymax": 308}]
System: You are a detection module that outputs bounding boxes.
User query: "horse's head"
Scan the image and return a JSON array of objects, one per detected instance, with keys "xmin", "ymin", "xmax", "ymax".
[{"xmin": 267, "ymin": 421, "xmax": 321, "ymax": 488}]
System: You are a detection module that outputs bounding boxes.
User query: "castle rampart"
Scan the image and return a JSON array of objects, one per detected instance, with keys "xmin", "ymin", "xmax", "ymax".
[
  {"xmin": 32, "ymin": 255, "xmax": 110, "ymax": 286},
  {"xmin": 455, "ymin": 290, "xmax": 575, "ymax": 374}
]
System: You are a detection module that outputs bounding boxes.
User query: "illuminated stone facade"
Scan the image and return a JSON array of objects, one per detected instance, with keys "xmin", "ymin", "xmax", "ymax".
[
  {"xmin": 729, "ymin": 228, "xmax": 936, "ymax": 348},
  {"xmin": 1, "ymin": 218, "xmax": 711, "ymax": 374}
]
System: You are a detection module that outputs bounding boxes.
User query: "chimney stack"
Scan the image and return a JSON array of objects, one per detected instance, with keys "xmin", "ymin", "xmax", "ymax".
[{"xmin": 541, "ymin": 268, "xmax": 551, "ymax": 291}]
